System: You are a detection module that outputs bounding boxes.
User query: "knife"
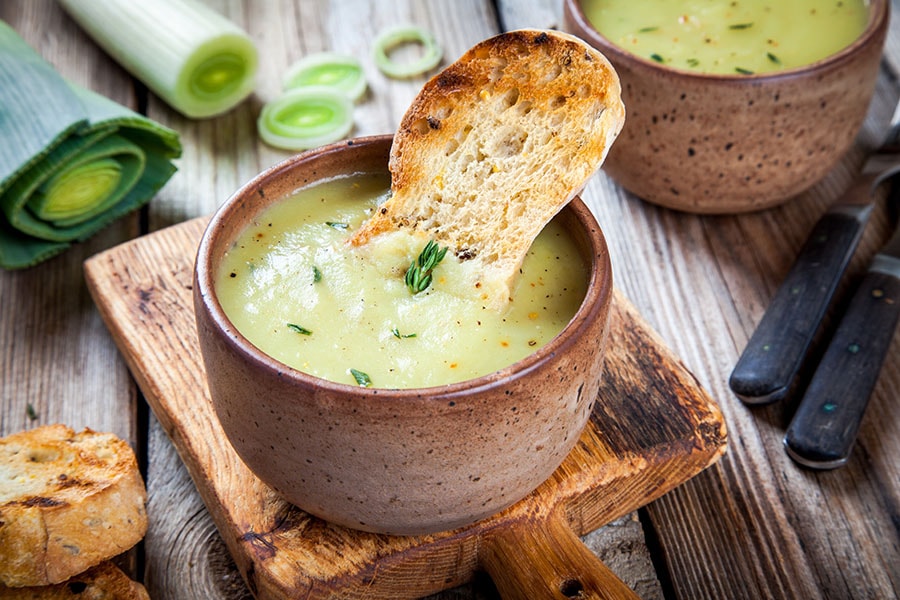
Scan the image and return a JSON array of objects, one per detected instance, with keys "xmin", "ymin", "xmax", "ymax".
[
  {"xmin": 784, "ymin": 216, "xmax": 900, "ymax": 469},
  {"xmin": 729, "ymin": 102, "xmax": 900, "ymax": 405}
]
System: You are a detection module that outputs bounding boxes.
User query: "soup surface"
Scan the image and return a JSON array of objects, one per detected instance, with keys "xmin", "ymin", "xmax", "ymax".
[
  {"xmin": 582, "ymin": 0, "xmax": 869, "ymax": 75},
  {"xmin": 216, "ymin": 172, "xmax": 589, "ymax": 389}
]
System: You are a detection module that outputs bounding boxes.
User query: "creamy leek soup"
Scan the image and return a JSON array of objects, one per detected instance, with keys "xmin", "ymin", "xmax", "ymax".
[
  {"xmin": 583, "ymin": 0, "xmax": 869, "ymax": 75},
  {"xmin": 215, "ymin": 172, "xmax": 589, "ymax": 389}
]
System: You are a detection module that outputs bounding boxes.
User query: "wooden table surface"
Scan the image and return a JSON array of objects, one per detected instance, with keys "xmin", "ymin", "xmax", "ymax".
[{"xmin": 2, "ymin": 2, "xmax": 898, "ymax": 599}]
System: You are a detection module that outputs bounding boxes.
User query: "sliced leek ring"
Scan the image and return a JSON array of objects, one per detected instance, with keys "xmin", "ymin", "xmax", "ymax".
[
  {"xmin": 372, "ymin": 25, "xmax": 442, "ymax": 79},
  {"xmin": 257, "ymin": 86, "xmax": 354, "ymax": 151},
  {"xmin": 283, "ymin": 52, "xmax": 367, "ymax": 102}
]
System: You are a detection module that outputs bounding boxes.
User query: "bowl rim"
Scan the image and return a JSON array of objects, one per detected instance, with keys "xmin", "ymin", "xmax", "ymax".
[
  {"xmin": 194, "ymin": 134, "xmax": 613, "ymax": 403},
  {"xmin": 563, "ymin": 0, "xmax": 889, "ymax": 83}
]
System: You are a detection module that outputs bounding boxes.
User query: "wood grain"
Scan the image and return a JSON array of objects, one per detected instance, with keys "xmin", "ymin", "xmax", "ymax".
[
  {"xmin": 480, "ymin": 509, "xmax": 644, "ymax": 600},
  {"xmin": 83, "ymin": 216, "xmax": 725, "ymax": 599}
]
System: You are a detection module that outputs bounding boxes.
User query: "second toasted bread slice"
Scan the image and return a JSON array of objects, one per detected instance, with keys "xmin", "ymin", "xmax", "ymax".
[
  {"xmin": 0, "ymin": 425, "xmax": 148, "ymax": 588},
  {"xmin": 0, "ymin": 561, "xmax": 150, "ymax": 599},
  {"xmin": 350, "ymin": 29, "xmax": 624, "ymax": 308}
]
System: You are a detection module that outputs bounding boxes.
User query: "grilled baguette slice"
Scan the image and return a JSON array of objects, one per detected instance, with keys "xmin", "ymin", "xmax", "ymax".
[
  {"xmin": 0, "ymin": 562, "xmax": 149, "ymax": 599},
  {"xmin": 350, "ymin": 29, "xmax": 624, "ymax": 308},
  {"xmin": 0, "ymin": 425, "xmax": 147, "ymax": 588}
]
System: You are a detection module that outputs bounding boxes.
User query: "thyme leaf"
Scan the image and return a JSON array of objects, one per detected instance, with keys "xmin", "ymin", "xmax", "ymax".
[
  {"xmin": 638, "ymin": 26, "xmax": 659, "ymax": 33},
  {"xmin": 735, "ymin": 67, "xmax": 755, "ymax": 75},
  {"xmin": 350, "ymin": 368, "xmax": 372, "ymax": 387},
  {"xmin": 729, "ymin": 23, "xmax": 754, "ymax": 29},
  {"xmin": 312, "ymin": 265, "xmax": 322, "ymax": 282},
  {"xmin": 767, "ymin": 52, "xmax": 781, "ymax": 64},
  {"xmin": 650, "ymin": 53, "xmax": 665, "ymax": 63},
  {"xmin": 405, "ymin": 240, "xmax": 448, "ymax": 294},
  {"xmin": 391, "ymin": 327, "xmax": 417, "ymax": 339},
  {"xmin": 287, "ymin": 323, "xmax": 312, "ymax": 335},
  {"xmin": 26, "ymin": 403, "xmax": 38, "ymax": 421},
  {"xmin": 326, "ymin": 221, "xmax": 349, "ymax": 230}
]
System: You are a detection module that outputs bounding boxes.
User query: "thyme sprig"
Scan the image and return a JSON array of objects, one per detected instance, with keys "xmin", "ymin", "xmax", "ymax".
[{"xmin": 405, "ymin": 240, "xmax": 448, "ymax": 294}]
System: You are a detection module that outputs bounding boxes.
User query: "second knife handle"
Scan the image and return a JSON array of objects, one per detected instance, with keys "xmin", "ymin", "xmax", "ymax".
[
  {"xmin": 784, "ymin": 268, "xmax": 900, "ymax": 469},
  {"xmin": 729, "ymin": 208, "xmax": 870, "ymax": 404}
]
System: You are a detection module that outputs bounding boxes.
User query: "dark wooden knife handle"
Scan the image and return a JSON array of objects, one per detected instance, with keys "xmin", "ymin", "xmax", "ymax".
[
  {"xmin": 784, "ymin": 268, "xmax": 900, "ymax": 469},
  {"xmin": 729, "ymin": 208, "xmax": 870, "ymax": 404}
]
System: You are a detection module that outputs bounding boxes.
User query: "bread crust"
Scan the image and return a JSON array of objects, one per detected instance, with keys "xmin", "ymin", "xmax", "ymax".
[
  {"xmin": 0, "ymin": 425, "xmax": 147, "ymax": 588},
  {"xmin": 351, "ymin": 29, "xmax": 624, "ymax": 307},
  {"xmin": 0, "ymin": 562, "xmax": 149, "ymax": 600}
]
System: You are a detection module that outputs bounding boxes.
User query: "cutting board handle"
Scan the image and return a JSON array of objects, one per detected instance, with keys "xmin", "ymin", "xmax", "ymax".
[{"xmin": 479, "ymin": 508, "xmax": 642, "ymax": 600}]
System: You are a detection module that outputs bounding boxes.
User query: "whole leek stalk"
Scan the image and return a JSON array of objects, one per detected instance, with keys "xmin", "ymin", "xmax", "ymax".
[
  {"xmin": 58, "ymin": 0, "xmax": 258, "ymax": 119},
  {"xmin": 0, "ymin": 21, "xmax": 181, "ymax": 269}
]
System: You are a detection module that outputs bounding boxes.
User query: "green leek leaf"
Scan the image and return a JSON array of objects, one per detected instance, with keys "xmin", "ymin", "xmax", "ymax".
[
  {"xmin": 0, "ymin": 22, "xmax": 182, "ymax": 269},
  {"xmin": 58, "ymin": 0, "xmax": 258, "ymax": 119}
]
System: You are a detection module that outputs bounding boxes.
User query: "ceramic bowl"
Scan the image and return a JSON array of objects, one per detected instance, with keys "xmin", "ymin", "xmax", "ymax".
[
  {"xmin": 193, "ymin": 135, "xmax": 613, "ymax": 535},
  {"xmin": 563, "ymin": 0, "xmax": 889, "ymax": 213}
]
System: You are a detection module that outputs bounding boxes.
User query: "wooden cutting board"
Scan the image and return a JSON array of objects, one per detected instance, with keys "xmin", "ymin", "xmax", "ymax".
[{"xmin": 84, "ymin": 216, "xmax": 727, "ymax": 600}]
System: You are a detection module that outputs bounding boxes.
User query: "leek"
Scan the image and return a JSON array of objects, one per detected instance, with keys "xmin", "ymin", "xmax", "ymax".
[
  {"xmin": 0, "ymin": 22, "xmax": 181, "ymax": 269},
  {"xmin": 372, "ymin": 25, "xmax": 443, "ymax": 79},
  {"xmin": 58, "ymin": 0, "xmax": 258, "ymax": 119},
  {"xmin": 257, "ymin": 86, "xmax": 354, "ymax": 151},
  {"xmin": 283, "ymin": 53, "xmax": 367, "ymax": 102}
]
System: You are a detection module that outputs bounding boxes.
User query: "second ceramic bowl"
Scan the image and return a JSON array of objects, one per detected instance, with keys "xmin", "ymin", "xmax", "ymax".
[{"xmin": 564, "ymin": 0, "xmax": 889, "ymax": 213}]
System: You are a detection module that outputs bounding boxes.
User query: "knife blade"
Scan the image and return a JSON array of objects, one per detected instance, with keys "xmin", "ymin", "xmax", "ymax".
[
  {"xmin": 784, "ymin": 216, "xmax": 900, "ymax": 469},
  {"xmin": 729, "ymin": 102, "xmax": 900, "ymax": 405}
]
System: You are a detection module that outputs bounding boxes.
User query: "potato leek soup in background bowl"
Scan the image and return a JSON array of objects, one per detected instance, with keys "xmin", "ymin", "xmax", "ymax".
[
  {"xmin": 193, "ymin": 135, "xmax": 613, "ymax": 535},
  {"xmin": 563, "ymin": 0, "xmax": 889, "ymax": 213}
]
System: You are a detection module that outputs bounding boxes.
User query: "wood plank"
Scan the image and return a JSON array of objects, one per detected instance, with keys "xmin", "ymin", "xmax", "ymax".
[{"xmin": 84, "ymin": 216, "xmax": 725, "ymax": 599}]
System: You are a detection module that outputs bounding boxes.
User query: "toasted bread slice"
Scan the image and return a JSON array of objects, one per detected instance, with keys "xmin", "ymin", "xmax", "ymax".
[
  {"xmin": 350, "ymin": 29, "xmax": 624, "ymax": 308},
  {"xmin": 0, "ymin": 562, "xmax": 149, "ymax": 600},
  {"xmin": 0, "ymin": 425, "xmax": 148, "ymax": 588}
]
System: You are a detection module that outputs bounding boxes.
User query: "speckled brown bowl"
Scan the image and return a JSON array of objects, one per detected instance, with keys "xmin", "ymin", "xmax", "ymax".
[
  {"xmin": 563, "ymin": 0, "xmax": 889, "ymax": 213},
  {"xmin": 193, "ymin": 135, "xmax": 613, "ymax": 535}
]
